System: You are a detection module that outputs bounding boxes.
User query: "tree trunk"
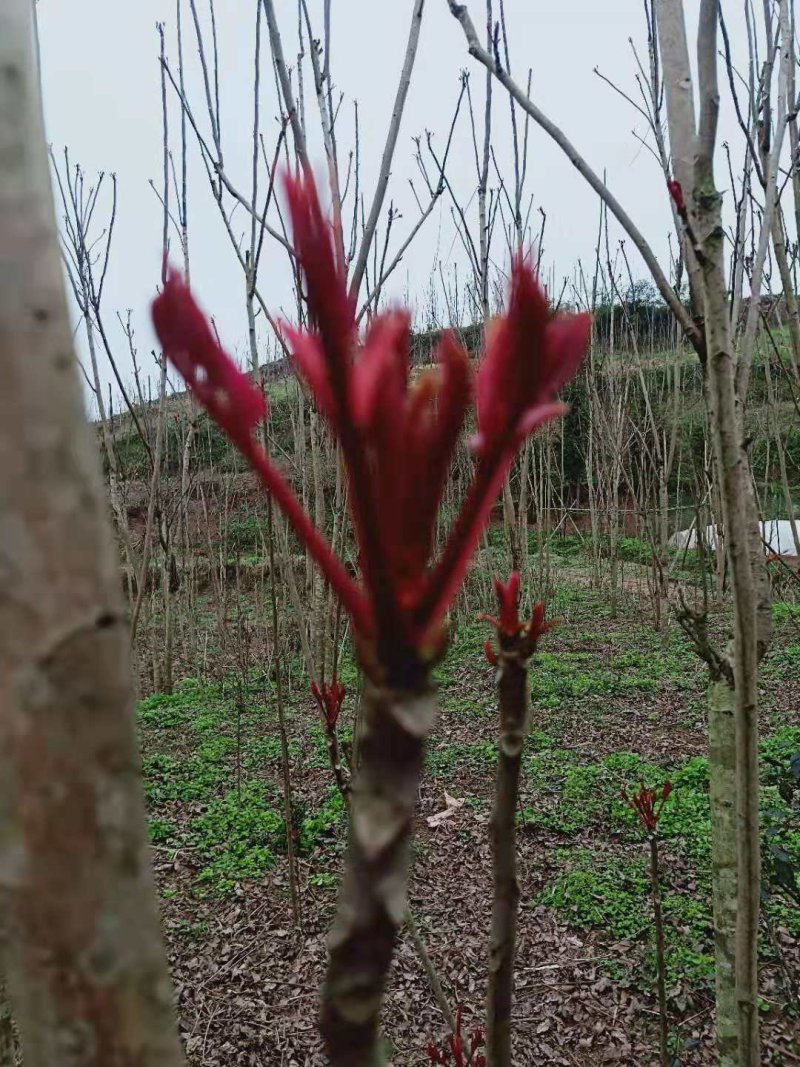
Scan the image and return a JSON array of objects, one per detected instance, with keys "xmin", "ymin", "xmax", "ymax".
[
  {"xmin": 486, "ymin": 652, "xmax": 527, "ymax": 1067},
  {"xmin": 708, "ymin": 676, "xmax": 738, "ymax": 1067},
  {"xmin": 654, "ymin": 0, "xmax": 705, "ymax": 322},
  {"xmin": 320, "ymin": 678, "xmax": 437, "ymax": 1065},
  {"xmin": 0, "ymin": 5, "xmax": 184, "ymax": 1064},
  {"xmin": 770, "ymin": 211, "xmax": 800, "ymax": 376},
  {"xmin": 0, "ymin": 977, "xmax": 18, "ymax": 1066},
  {"xmin": 694, "ymin": 5, "xmax": 768, "ymax": 1057}
]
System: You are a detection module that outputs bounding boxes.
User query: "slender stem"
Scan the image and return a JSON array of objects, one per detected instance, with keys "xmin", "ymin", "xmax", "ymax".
[
  {"xmin": 241, "ymin": 437, "xmax": 371, "ymax": 634},
  {"xmin": 129, "ymin": 358, "xmax": 168, "ymax": 645},
  {"xmin": 486, "ymin": 645, "xmax": 528, "ymax": 1067},
  {"xmin": 267, "ymin": 496, "xmax": 302, "ymax": 927},
  {"xmin": 320, "ymin": 678, "xmax": 437, "ymax": 1064},
  {"xmin": 446, "ymin": 0, "xmax": 704, "ymax": 358},
  {"xmin": 649, "ymin": 834, "xmax": 669, "ymax": 1067},
  {"xmin": 348, "ymin": 0, "xmax": 427, "ymax": 299},
  {"xmin": 325, "ymin": 724, "xmax": 351, "ymax": 798},
  {"xmin": 405, "ymin": 911, "xmax": 457, "ymax": 1032}
]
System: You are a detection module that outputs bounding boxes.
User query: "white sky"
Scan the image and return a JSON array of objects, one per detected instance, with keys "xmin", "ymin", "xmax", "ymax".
[{"xmin": 37, "ymin": 0, "xmax": 750, "ymax": 404}]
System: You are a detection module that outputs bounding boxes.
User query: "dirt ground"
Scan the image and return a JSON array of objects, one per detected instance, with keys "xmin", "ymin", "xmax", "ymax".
[{"xmin": 142, "ymin": 586, "xmax": 800, "ymax": 1065}]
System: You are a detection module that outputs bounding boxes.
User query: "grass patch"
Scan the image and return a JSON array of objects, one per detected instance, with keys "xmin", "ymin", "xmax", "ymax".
[
  {"xmin": 138, "ymin": 676, "xmax": 348, "ymax": 896},
  {"xmin": 536, "ymin": 729, "xmax": 800, "ymax": 996},
  {"xmin": 190, "ymin": 781, "xmax": 285, "ymax": 894}
]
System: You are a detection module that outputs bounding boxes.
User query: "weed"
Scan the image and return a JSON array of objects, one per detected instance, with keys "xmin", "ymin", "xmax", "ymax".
[
  {"xmin": 148, "ymin": 816, "xmax": 177, "ymax": 844},
  {"xmin": 245, "ymin": 734, "xmax": 301, "ymax": 768},
  {"xmin": 309, "ymin": 871, "xmax": 339, "ymax": 890},
  {"xmin": 190, "ymin": 781, "xmax": 285, "ymax": 895},
  {"xmin": 298, "ymin": 787, "xmax": 347, "ymax": 854},
  {"xmin": 137, "ymin": 690, "xmax": 194, "ymax": 728},
  {"xmin": 427, "ymin": 740, "xmax": 497, "ymax": 776},
  {"xmin": 773, "ymin": 601, "xmax": 800, "ymax": 625}
]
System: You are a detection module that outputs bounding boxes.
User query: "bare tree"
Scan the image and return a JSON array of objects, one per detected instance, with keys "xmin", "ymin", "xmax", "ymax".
[{"xmin": 447, "ymin": 3, "xmax": 782, "ymax": 1064}]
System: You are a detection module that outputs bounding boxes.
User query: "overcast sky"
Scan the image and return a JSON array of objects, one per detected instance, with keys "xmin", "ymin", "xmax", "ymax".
[{"xmin": 37, "ymin": 0, "xmax": 750, "ymax": 406}]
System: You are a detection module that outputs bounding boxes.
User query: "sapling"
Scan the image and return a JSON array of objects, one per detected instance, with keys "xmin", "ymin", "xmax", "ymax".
[
  {"xmin": 312, "ymin": 674, "xmax": 457, "ymax": 1032},
  {"xmin": 151, "ymin": 168, "xmax": 589, "ymax": 1064},
  {"xmin": 623, "ymin": 781, "xmax": 673, "ymax": 1067},
  {"xmin": 427, "ymin": 1005, "xmax": 487, "ymax": 1067},
  {"xmin": 312, "ymin": 675, "xmax": 350, "ymax": 797},
  {"xmin": 482, "ymin": 573, "xmax": 554, "ymax": 1067}
]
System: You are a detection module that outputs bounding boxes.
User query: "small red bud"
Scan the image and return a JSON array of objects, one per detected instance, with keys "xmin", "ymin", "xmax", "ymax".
[
  {"xmin": 667, "ymin": 179, "xmax": 686, "ymax": 216},
  {"xmin": 484, "ymin": 639, "xmax": 498, "ymax": 666}
]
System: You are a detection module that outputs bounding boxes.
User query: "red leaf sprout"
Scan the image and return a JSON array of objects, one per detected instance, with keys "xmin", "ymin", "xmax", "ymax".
[
  {"xmin": 426, "ymin": 1006, "xmax": 486, "ymax": 1067},
  {"xmin": 482, "ymin": 571, "xmax": 556, "ymax": 660},
  {"xmin": 311, "ymin": 677, "xmax": 347, "ymax": 731},
  {"xmin": 151, "ymin": 170, "xmax": 589, "ymax": 680},
  {"xmin": 667, "ymin": 179, "xmax": 687, "ymax": 219},
  {"xmin": 623, "ymin": 781, "xmax": 673, "ymax": 834}
]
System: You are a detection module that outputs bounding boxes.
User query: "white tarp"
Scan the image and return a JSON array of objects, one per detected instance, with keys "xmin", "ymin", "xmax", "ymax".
[{"xmin": 669, "ymin": 519, "xmax": 800, "ymax": 557}]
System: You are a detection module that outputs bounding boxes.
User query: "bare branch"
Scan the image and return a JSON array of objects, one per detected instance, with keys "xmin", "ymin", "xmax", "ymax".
[
  {"xmin": 446, "ymin": 0, "xmax": 705, "ymax": 356},
  {"xmin": 348, "ymin": 0, "xmax": 426, "ymax": 298}
]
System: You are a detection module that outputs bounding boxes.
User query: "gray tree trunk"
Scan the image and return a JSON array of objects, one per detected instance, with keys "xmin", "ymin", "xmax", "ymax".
[
  {"xmin": 0, "ymin": 4, "xmax": 185, "ymax": 1064},
  {"xmin": 709, "ymin": 677, "xmax": 738, "ymax": 1067}
]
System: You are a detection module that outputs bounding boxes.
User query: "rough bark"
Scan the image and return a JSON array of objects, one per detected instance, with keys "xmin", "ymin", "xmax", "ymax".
[
  {"xmin": 694, "ymin": 4, "xmax": 766, "ymax": 1060},
  {"xmin": 649, "ymin": 834, "xmax": 669, "ymax": 1067},
  {"xmin": 320, "ymin": 678, "xmax": 437, "ymax": 1065},
  {"xmin": 486, "ymin": 649, "xmax": 528, "ymax": 1067},
  {"xmin": 709, "ymin": 677, "xmax": 738, "ymax": 1067},
  {"xmin": 0, "ymin": 977, "xmax": 18, "ymax": 1066},
  {"xmin": 0, "ymin": 5, "xmax": 185, "ymax": 1064}
]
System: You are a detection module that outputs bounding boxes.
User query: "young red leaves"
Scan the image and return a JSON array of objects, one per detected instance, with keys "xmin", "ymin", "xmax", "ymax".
[
  {"xmin": 623, "ymin": 781, "xmax": 674, "ymax": 834},
  {"xmin": 414, "ymin": 274, "xmax": 589, "ymax": 635},
  {"xmin": 311, "ymin": 677, "xmax": 347, "ymax": 731},
  {"xmin": 666, "ymin": 179, "xmax": 687, "ymax": 219},
  {"xmin": 152, "ymin": 270, "xmax": 371, "ymax": 637},
  {"xmin": 152, "ymin": 272, "xmax": 267, "ymax": 448},
  {"xmin": 473, "ymin": 263, "xmax": 590, "ymax": 459},
  {"xmin": 482, "ymin": 571, "xmax": 555, "ymax": 662},
  {"xmin": 152, "ymin": 171, "xmax": 589, "ymax": 681},
  {"xmin": 284, "ymin": 170, "xmax": 474, "ymax": 667},
  {"xmin": 427, "ymin": 1006, "xmax": 486, "ymax": 1067}
]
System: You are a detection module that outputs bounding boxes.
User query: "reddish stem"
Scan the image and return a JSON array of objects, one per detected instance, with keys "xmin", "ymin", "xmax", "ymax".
[
  {"xmin": 416, "ymin": 447, "xmax": 510, "ymax": 633},
  {"xmin": 241, "ymin": 437, "xmax": 371, "ymax": 634}
]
